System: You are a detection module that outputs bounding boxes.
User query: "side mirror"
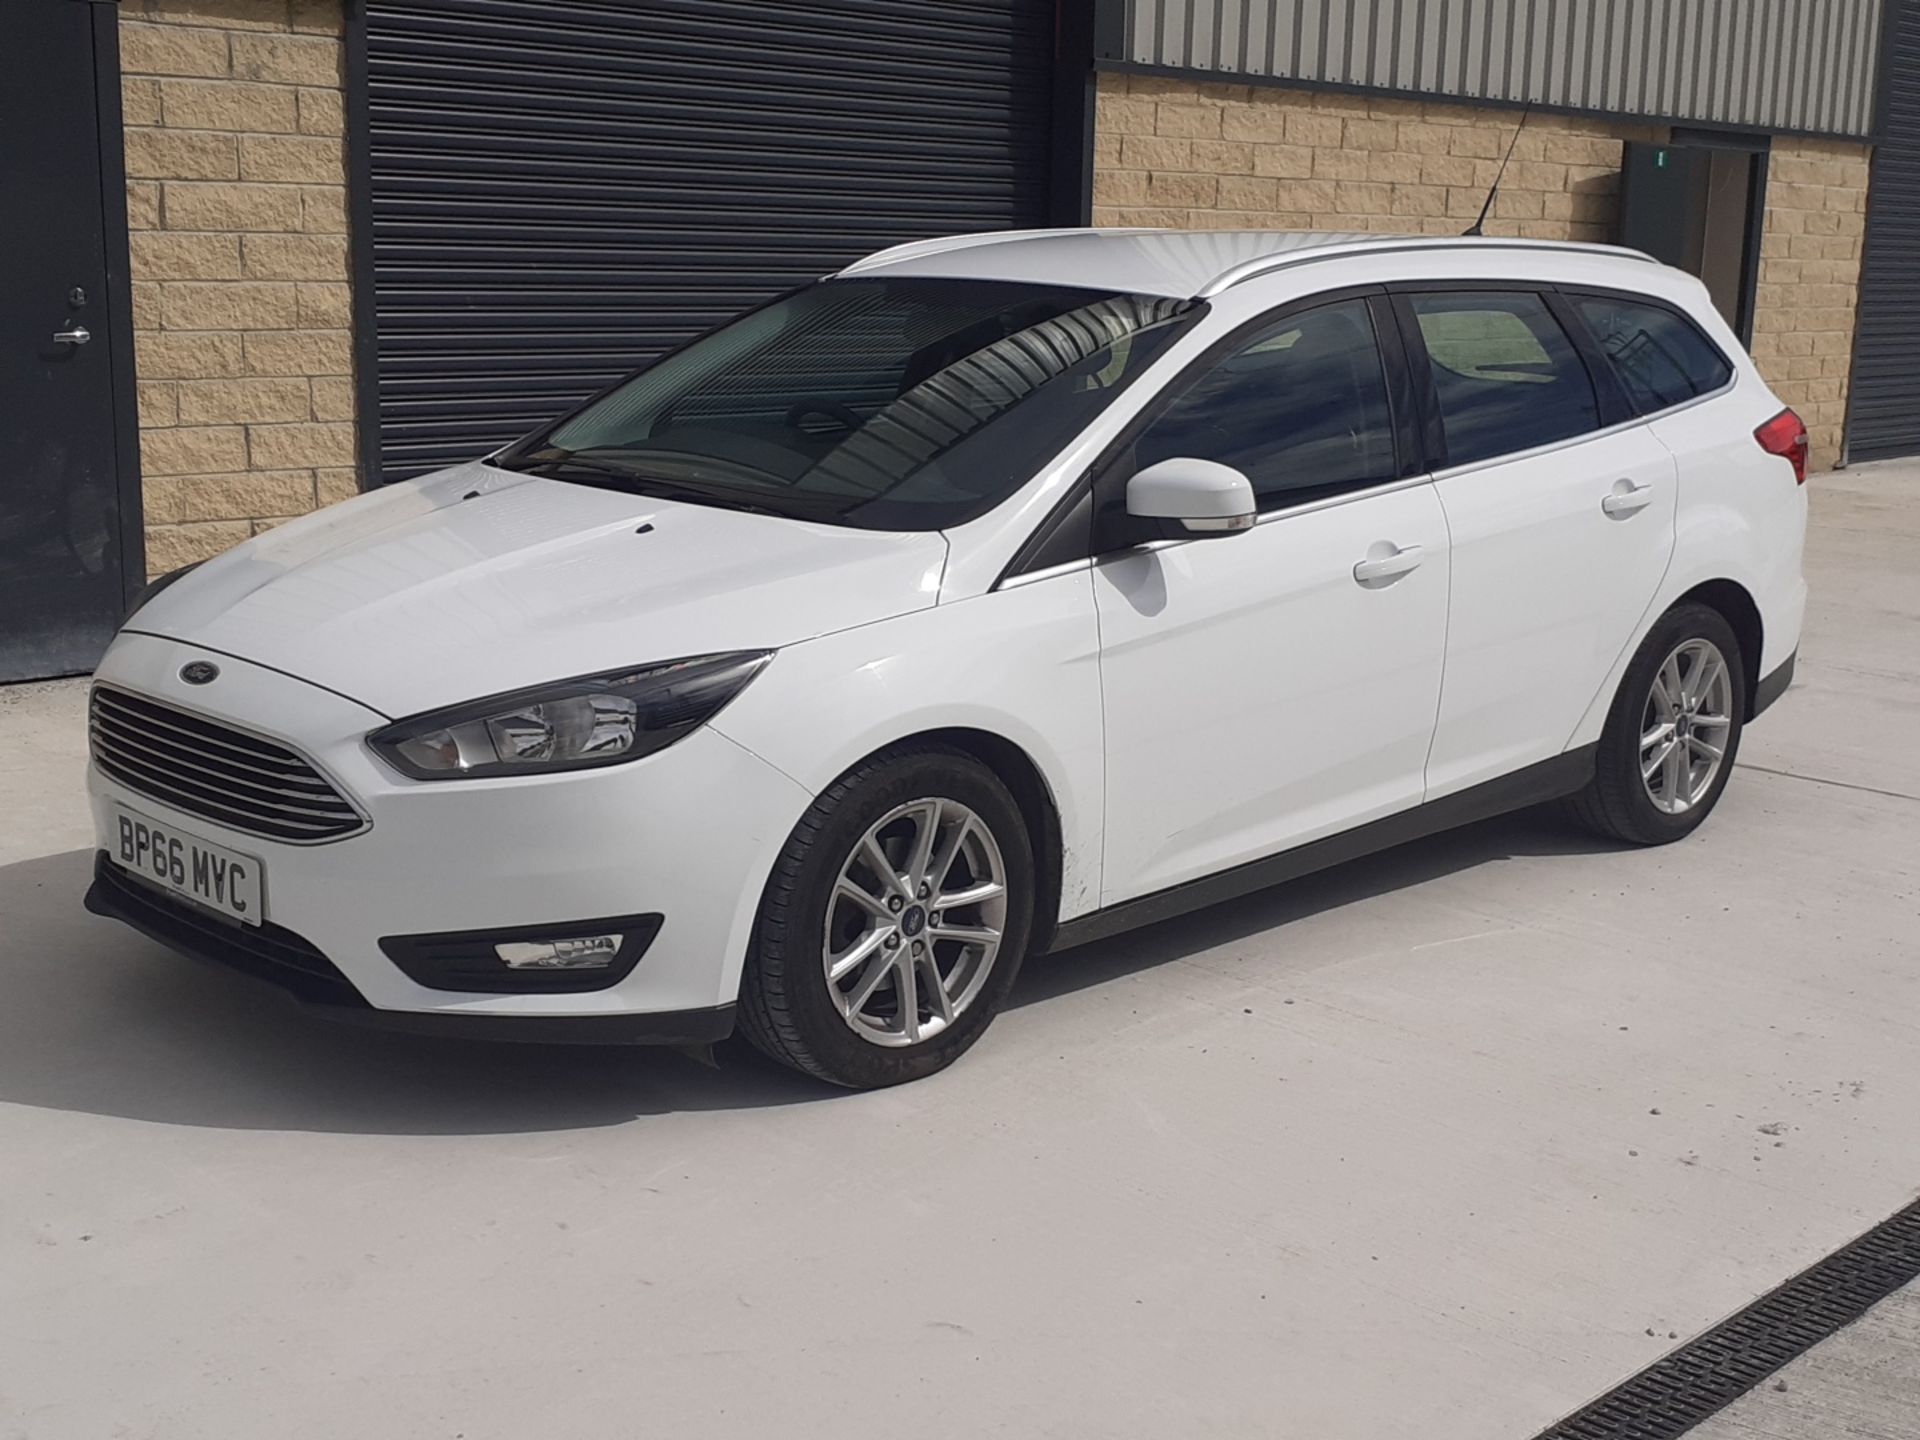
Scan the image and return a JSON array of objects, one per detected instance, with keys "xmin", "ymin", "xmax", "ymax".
[{"xmin": 1125, "ymin": 457, "xmax": 1257, "ymax": 536}]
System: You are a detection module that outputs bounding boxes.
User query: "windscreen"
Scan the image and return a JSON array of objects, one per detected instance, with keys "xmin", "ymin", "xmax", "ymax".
[{"xmin": 494, "ymin": 277, "xmax": 1197, "ymax": 530}]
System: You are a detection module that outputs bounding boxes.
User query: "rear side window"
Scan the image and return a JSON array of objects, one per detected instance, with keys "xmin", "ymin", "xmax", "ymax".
[
  {"xmin": 1130, "ymin": 297, "xmax": 1398, "ymax": 513},
  {"xmin": 1575, "ymin": 294, "xmax": 1734, "ymax": 415},
  {"xmin": 1407, "ymin": 291, "xmax": 1600, "ymax": 469}
]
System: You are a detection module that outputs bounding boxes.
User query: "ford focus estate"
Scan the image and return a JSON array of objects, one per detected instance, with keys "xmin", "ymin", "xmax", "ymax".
[{"xmin": 86, "ymin": 230, "xmax": 1807, "ymax": 1088}]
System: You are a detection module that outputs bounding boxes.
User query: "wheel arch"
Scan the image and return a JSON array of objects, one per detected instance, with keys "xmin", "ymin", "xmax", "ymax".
[
  {"xmin": 1675, "ymin": 578, "xmax": 1765, "ymax": 719},
  {"xmin": 859, "ymin": 726, "xmax": 1066, "ymax": 957}
]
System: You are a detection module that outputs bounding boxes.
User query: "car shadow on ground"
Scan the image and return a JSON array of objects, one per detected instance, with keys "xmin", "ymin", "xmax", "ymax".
[
  {"xmin": 0, "ymin": 809, "xmax": 1621, "ymax": 1135},
  {"xmin": 0, "ymin": 847, "xmax": 826, "ymax": 1135},
  {"xmin": 1010, "ymin": 804, "xmax": 1626, "ymax": 1009}
]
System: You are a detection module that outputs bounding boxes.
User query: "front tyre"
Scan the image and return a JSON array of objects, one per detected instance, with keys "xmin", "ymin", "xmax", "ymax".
[
  {"xmin": 737, "ymin": 746, "xmax": 1035, "ymax": 1088},
  {"xmin": 1569, "ymin": 602, "xmax": 1747, "ymax": 846}
]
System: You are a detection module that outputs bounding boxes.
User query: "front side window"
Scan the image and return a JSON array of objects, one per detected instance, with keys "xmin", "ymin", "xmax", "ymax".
[
  {"xmin": 493, "ymin": 278, "xmax": 1196, "ymax": 530},
  {"xmin": 1408, "ymin": 291, "xmax": 1600, "ymax": 468},
  {"xmin": 1575, "ymin": 294, "xmax": 1734, "ymax": 415},
  {"xmin": 1128, "ymin": 297, "xmax": 1398, "ymax": 513}
]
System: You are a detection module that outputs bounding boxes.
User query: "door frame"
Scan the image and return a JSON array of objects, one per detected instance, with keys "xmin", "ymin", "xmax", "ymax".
[{"xmin": 76, "ymin": 0, "xmax": 146, "ymax": 606}]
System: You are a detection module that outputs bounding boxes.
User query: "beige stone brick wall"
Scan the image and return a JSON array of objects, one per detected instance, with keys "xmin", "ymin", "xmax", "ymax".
[
  {"xmin": 1092, "ymin": 73, "xmax": 1870, "ymax": 471},
  {"xmin": 1748, "ymin": 139, "xmax": 1870, "ymax": 471},
  {"xmin": 121, "ymin": 0, "xmax": 357, "ymax": 575}
]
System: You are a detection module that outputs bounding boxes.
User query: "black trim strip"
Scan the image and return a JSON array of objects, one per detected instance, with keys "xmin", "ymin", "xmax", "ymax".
[
  {"xmin": 1545, "ymin": 288, "xmax": 1636, "ymax": 430},
  {"xmin": 1049, "ymin": 745, "xmax": 1595, "ymax": 952},
  {"xmin": 1736, "ymin": 148, "xmax": 1771, "ymax": 350},
  {"xmin": 1386, "ymin": 290, "xmax": 1448, "ymax": 470},
  {"xmin": 1049, "ymin": 0, "xmax": 1096, "ymax": 227},
  {"xmin": 1752, "ymin": 649, "xmax": 1796, "ymax": 719},
  {"xmin": 1530, "ymin": 1195, "xmax": 1920, "ymax": 1439},
  {"xmin": 1091, "ymin": 57, "xmax": 1874, "ymax": 145}
]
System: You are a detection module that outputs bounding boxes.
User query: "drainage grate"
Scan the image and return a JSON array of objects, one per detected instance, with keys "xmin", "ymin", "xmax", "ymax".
[{"xmin": 1533, "ymin": 1197, "xmax": 1920, "ymax": 1439}]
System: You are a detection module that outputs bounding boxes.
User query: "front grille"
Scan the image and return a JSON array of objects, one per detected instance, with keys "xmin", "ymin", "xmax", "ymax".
[
  {"xmin": 89, "ymin": 685, "xmax": 366, "ymax": 844},
  {"xmin": 88, "ymin": 853, "xmax": 367, "ymax": 1008}
]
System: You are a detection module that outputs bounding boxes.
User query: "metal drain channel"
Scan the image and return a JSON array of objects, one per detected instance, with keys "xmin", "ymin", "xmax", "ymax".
[{"xmin": 1533, "ymin": 1196, "xmax": 1920, "ymax": 1439}]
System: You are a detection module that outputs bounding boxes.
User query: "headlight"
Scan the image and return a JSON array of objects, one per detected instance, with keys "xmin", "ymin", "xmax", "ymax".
[{"xmin": 367, "ymin": 651, "xmax": 772, "ymax": 780}]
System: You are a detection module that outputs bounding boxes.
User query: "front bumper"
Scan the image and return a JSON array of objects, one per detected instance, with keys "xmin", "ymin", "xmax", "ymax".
[
  {"xmin": 84, "ymin": 856, "xmax": 735, "ymax": 1043},
  {"xmin": 86, "ymin": 632, "xmax": 812, "ymax": 1034}
]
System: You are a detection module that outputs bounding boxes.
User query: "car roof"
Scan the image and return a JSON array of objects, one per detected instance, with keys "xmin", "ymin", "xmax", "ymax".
[{"xmin": 838, "ymin": 227, "xmax": 1659, "ymax": 301}]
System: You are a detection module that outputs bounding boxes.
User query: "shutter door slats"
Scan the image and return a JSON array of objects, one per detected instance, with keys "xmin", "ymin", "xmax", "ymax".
[
  {"xmin": 1848, "ymin": 4, "xmax": 1920, "ymax": 461},
  {"xmin": 365, "ymin": 0, "xmax": 1056, "ymax": 480}
]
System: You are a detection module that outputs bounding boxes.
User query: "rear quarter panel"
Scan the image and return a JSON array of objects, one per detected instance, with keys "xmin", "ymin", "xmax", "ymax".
[{"xmin": 1566, "ymin": 357, "xmax": 1808, "ymax": 747}]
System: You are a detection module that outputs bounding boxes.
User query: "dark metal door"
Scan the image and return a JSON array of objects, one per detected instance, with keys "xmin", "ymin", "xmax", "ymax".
[
  {"xmin": 1616, "ymin": 139, "xmax": 1767, "ymax": 346},
  {"xmin": 1848, "ymin": 0, "xmax": 1920, "ymax": 462},
  {"xmin": 1, "ymin": 0, "xmax": 140, "ymax": 681}
]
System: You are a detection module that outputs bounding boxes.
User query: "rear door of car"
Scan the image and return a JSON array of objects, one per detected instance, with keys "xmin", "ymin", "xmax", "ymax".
[{"xmin": 1397, "ymin": 285, "xmax": 1679, "ymax": 799}]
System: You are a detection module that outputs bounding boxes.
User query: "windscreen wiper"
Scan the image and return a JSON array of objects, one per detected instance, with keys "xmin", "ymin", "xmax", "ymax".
[
  {"xmin": 501, "ymin": 453, "xmax": 801, "ymax": 521},
  {"xmin": 502, "ymin": 453, "xmax": 646, "ymax": 485}
]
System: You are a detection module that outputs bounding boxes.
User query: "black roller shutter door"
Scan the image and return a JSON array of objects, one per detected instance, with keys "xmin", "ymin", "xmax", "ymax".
[
  {"xmin": 1849, "ymin": 2, "xmax": 1920, "ymax": 461},
  {"xmin": 358, "ymin": 0, "xmax": 1058, "ymax": 481}
]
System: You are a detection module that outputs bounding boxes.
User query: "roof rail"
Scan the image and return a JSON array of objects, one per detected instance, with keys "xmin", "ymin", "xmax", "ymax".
[
  {"xmin": 837, "ymin": 227, "xmax": 1162, "ymax": 277},
  {"xmin": 1198, "ymin": 235, "xmax": 1657, "ymax": 297}
]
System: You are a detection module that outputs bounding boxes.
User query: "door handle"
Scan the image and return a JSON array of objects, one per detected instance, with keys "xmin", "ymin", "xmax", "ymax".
[
  {"xmin": 1601, "ymin": 480, "xmax": 1653, "ymax": 517},
  {"xmin": 1352, "ymin": 542, "xmax": 1424, "ymax": 584},
  {"xmin": 52, "ymin": 325, "xmax": 91, "ymax": 347}
]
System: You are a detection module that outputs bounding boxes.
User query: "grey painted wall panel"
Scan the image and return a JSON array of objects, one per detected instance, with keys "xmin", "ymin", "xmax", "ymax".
[{"xmin": 1121, "ymin": 0, "xmax": 1884, "ymax": 137}]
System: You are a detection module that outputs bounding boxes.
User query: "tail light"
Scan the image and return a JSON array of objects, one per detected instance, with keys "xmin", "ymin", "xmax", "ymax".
[{"xmin": 1755, "ymin": 407, "xmax": 1809, "ymax": 484}]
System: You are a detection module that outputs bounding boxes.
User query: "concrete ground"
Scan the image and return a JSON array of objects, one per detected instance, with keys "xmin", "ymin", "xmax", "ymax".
[
  {"xmin": 1693, "ymin": 1282, "xmax": 1920, "ymax": 1440},
  {"xmin": 1, "ymin": 464, "xmax": 1917, "ymax": 1440}
]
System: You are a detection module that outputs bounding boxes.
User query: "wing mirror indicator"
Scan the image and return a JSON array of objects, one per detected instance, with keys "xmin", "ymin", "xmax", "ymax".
[{"xmin": 1125, "ymin": 457, "xmax": 1257, "ymax": 537}]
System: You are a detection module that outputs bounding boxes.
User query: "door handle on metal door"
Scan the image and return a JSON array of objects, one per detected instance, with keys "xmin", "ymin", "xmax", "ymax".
[
  {"xmin": 1601, "ymin": 480, "xmax": 1653, "ymax": 516},
  {"xmin": 52, "ymin": 325, "xmax": 91, "ymax": 347},
  {"xmin": 1352, "ymin": 543, "xmax": 1424, "ymax": 584}
]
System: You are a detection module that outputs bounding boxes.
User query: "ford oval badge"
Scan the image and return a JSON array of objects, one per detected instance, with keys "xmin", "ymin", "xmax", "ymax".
[{"xmin": 179, "ymin": 660, "xmax": 220, "ymax": 686}]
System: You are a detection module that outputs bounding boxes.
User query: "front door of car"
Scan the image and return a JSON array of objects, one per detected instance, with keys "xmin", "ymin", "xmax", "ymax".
[
  {"xmin": 1092, "ymin": 294, "xmax": 1450, "ymax": 906},
  {"xmin": 1397, "ymin": 288, "xmax": 1679, "ymax": 798}
]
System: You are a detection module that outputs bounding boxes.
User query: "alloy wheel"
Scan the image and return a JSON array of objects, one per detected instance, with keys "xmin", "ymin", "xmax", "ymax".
[
  {"xmin": 1640, "ymin": 637, "xmax": 1735, "ymax": 815},
  {"xmin": 822, "ymin": 797, "xmax": 1009, "ymax": 1047}
]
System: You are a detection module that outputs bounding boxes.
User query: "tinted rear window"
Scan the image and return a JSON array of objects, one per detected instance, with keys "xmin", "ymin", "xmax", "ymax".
[
  {"xmin": 1575, "ymin": 294, "xmax": 1734, "ymax": 416},
  {"xmin": 1408, "ymin": 290, "xmax": 1601, "ymax": 468}
]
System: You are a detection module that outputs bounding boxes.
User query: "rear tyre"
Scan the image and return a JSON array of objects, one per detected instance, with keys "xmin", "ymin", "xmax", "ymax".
[
  {"xmin": 1568, "ymin": 602, "xmax": 1746, "ymax": 846},
  {"xmin": 737, "ymin": 746, "xmax": 1035, "ymax": 1089}
]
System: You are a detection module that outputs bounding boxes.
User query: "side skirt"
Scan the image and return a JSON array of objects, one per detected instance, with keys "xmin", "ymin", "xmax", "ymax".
[{"xmin": 1047, "ymin": 745, "xmax": 1598, "ymax": 953}]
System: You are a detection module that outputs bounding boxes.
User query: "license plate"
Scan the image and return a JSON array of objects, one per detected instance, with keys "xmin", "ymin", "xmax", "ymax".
[{"xmin": 108, "ymin": 804, "xmax": 264, "ymax": 926}]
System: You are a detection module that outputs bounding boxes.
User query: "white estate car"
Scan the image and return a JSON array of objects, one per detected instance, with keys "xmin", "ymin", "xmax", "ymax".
[{"xmin": 86, "ymin": 230, "xmax": 1807, "ymax": 1088}]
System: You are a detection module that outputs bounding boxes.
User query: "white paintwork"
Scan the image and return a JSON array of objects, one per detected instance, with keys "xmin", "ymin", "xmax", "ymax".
[
  {"xmin": 1125, "ymin": 457, "xmax": 1257, "ymax": 528},
  {"xmin": 839, "ymin": 226, "xmax": 1652, "ymax": 302},
  {"xmin": 84, "ymin": 229, "xmax": 1806, "ymax": 1029},
  {"xmin": 123, "ymin": 461, "xmax": 949, "ymax": 719},
  {"xmin": 1093, "ymin": 484, "xmax": 1451, "ymax": 902},
  {"xmin": 1423, "ymin": 421, "xmax": 1680, "ymax": 798}
]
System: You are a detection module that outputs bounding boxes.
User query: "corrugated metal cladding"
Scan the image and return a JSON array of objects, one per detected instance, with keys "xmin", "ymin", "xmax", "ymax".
[
  {"xmin": 1119, "ymin": 0, "xmax": 1884, "ymax": 138},
  {"xmin": 361, "ymin": 0, "xmax": 1055, "ymax": 481},
  {"xmin": 1847, "ymin": 1, "xmax": 1920, "ymax": 461}
]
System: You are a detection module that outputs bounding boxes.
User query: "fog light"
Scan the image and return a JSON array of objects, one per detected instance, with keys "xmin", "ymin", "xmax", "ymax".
[
  {"xmin": 494, "ymin": 934, "xmax": 623, "ymax": 970},
  {"xmin": 381, "ymin": 914, "xmax": 661, "ymax": 993}
]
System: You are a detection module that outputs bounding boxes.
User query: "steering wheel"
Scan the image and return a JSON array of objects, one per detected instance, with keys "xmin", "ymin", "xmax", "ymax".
[{"xmin": 785, "ymin": 399, "xmax": 865, "ymax": 435}]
